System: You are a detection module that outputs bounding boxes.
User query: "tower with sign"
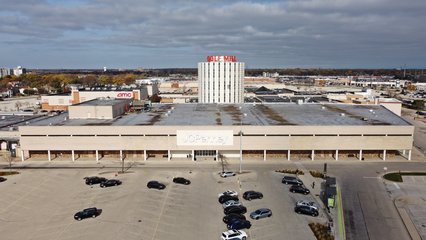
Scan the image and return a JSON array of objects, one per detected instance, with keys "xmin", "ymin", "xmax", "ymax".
[{"xmin": 198, "ymin": 56, "xmax": 245, "ymax": 103}]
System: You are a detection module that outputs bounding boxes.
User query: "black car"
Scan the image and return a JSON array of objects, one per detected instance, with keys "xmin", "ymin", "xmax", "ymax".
[
  {"xmin": 224, "ymin": 205, "xmax": 247, "ymax": 215},
  {"xmin": 147, "ymin": 180, "xmax": 166, "ymax": 190},
  {"xmin": 227, "ymin": 219, "xmax": 251, "ymax": 230},
  {"xmin": 219, "ymin": 195, "xmax": 239, "ymax": 204},
  {"xmin": 173, "ymin": 177, "xmax": 191, "ymax": 185},
  {"xmin": 0, "ymin": 177, "xmax": 6, "ymax": 182},
  {"xmin": 282, "ymin": 176, "xmax": 303, "ymax": 185},
  {"xmin": 289, "ymin": 185, "xmax": 310, "ymax": 195},
  {"xmin": 243, "ymin": 191, "xmax": 263, "ymax": 201},
  {"xmin": 74, "ymin": 207, "xmax": 101, "ymax": 221},
  {"xmin": 100, "ymin": 179, "xmax": 122, "ymax": 188},
  {"xmin": 84, "ymin": 176, "xmax": 107, "ymax": 185},
  {"xmin": 294, "ymin": 205, "xmax": 319, "ymax": 217},
  {"xmin": 223, "ymin": 213, "xmax": 246, "ymax": 224}
]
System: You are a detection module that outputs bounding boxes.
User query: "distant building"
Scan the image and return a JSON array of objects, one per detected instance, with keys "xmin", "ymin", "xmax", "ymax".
[
  {"xmin": 198, "ymin": 56, "xmax": 244, "ymax": 103},
  {"xmin": 0, "ymin": 68, "xmax": 12, "ymax": 78},
  {"xmin": 13, "ymin": 66, "xmax": 26, "ymax": 76},
  {"xmin": 41, "ymin": 88, "xmax": 149, "ymax": 111}
]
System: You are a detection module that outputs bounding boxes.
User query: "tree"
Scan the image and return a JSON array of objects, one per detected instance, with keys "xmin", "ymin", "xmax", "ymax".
[
  {"xmin": 99, "ymin": 75, "xmax": 112, "ymax": 86},
  {"xmin": 1, "ymin": 151, "xmax": 13, "ymax": 173},
  {"xmin": 81, "ymin": 75, "xmax": 98, "ymax": 88},
  {"xmin": 407, "ymin": 84, "xmax": 417, "ymax": 92}
]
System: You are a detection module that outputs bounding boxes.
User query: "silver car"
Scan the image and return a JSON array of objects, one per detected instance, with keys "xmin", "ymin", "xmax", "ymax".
[
  {"xmin": 250, "ymin": 208, "xmax": 272, "ymax": 220},
  {"xmin": 220, "ymin": 171, "xmax": 236, "ymax": 178},
  {"xmin": 222, "ymin": 200, "xmax": 241, "ymax": 209}
]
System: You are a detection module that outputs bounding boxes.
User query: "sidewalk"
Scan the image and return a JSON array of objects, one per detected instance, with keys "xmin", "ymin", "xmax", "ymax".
[{"xmin": 294, "ymin": 162, "xmax": 345, "ymax": 240}]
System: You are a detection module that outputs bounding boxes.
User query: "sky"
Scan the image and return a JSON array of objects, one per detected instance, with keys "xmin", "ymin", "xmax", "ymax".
[{"xmin": 0, "ymin": 0, "xmax": 425, "ymax": 69}]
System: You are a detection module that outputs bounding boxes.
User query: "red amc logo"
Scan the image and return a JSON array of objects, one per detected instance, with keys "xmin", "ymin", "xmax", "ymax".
[
  {"xmin": 207, "ymin": 56, "xmax": 237, "ymax": 62},
  {"xmin": 116, "ymin": 92, "xmax": 133, "ymax": 98}
]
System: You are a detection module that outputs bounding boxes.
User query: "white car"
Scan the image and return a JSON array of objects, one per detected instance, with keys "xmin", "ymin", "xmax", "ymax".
[
  {"xmin": 218, "ymin": 190, "xmax": 238, "ymax": 198},
  {"xmin": 221, "ymin": 229, "xmax": 248, "ymax": 240},
  {"xmin": 222, "ymin": 200, "xmax": 241, "ymax": 209},
  {"xmin": 296, "ymin": 200, "xmax": 319, "ymax": 210},
  {"xmin": 220, "ymin": 171, "xmax": 236, "ymax": 178}
]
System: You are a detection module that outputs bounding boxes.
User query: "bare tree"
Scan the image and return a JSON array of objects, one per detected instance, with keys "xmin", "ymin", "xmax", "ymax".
[
  {"xmin": 1, "ymin": 151, "xmax": 13, "ymax": 172},
  {"xmin": 218, "ymin": 154, "xmax": 229, "ymax": 173}
]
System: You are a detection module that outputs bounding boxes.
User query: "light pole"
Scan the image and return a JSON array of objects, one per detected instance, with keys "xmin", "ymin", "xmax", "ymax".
[{"xmin": 239, "ymin": 112, "xmax": 247, "ymax": 174}]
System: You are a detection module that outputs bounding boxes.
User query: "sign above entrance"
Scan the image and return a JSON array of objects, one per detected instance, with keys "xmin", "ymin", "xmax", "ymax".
[{"xmin": 177, "ymin": 130, "xmax": 233, "ymax": 146}]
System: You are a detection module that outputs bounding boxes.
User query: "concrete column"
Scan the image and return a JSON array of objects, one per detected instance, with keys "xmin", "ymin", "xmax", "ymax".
[
  {"xmin": 120, "ymin": 150, "xmax": 123, "ymax": 162},
  {"xmin": 311, "ymin": 150, "xmax": 315, "ymax": 161},
  {"xmin": 192, "ymin": 150, "xmax": 195, "ymax": 161},
  {"xmin": 335, "ymin": 150, "xmax": 339, "ymax": 161},
  {"xmin": 408, "ymin": 150, "xmax": 412, "ymax": 161},
  {"xmin": 96, "ymin": 150, "xmax": 99, "ymax": 162},
  {"xmin": 144, "ymin": 150, "xmax": 147, "ymax": 161},
  {"xmin": 403, "ymin": 149, "xmax": 406, "ymax": 156},
  {"xmin": 287, "ymin": 150, "xmax": 290, "ymax": 161},
  {"xmin": 168, "ymin": 150, "xmax": 171, "ymax": 161},
  {"xmin": 48, "ymin": 150, "xmax": 51, "ymax": 161},
  {"xmin": 72, "ymin": 150, "xmax": 75, "ymax": 162},
  {"xmin": 359, "ymin": 149, "xmax": 363, "ymax": 161},
  {"xmin": 383, "ymin": 150, "xmax": 386, "ymax": 161},
  {"xmin": 263, "ymin": 150, "xmax": 266, "ymax": 161},
  {"xmin": 216, "ymin": 150, "xmax": 218, "ymax": 161},
  {"xmin": 21, "ymin": 150, "xmax": 24, "ymax": 162}
]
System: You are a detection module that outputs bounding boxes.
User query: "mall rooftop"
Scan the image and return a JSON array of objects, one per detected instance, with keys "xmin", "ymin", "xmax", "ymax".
[{"xmin": 18, "ymin": 103, "xmax": 409, "ymax": 127}]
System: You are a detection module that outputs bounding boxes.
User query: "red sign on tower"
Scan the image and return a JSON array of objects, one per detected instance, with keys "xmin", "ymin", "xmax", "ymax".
[{"xmin": 207, "ymin": 56, "xmax": 237, "ymax": 62}]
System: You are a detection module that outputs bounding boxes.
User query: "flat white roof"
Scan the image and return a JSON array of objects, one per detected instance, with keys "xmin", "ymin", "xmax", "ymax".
[{"xmin": 17, "ymin": 103, "xmax": 410, "ymax": 127}]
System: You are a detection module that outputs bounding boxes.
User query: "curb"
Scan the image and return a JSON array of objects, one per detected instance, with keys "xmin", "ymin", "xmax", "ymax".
[{"xmin": 394, "ymin": 199, "xmax": 422, "ymax": 240}]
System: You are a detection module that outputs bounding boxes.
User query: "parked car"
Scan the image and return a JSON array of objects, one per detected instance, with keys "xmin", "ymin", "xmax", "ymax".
[
  {"xmin": 250, "ymin": 208, "xmax": 272, "ymax": 220},
  {"xmin": 223, "ymin": 213, "xmax": 246, "ymax": 224},
  {"xmin": 0, "ymin": 176, "xmax": 6, "ymax": 182},
  {"xmin": 100, "ymin": 179, "xmax": 122, "ymax": 188},
  {"xmin": 218, "ymin": 190, "xmax": 238, "ymax": 198},
  {"xmin": 282, "ymin": 176, "xmax": 303, "ymax": 185},
  {"xmin": 220, "ymin": 171, "xmax": 236, "ymax": 178},
  {"xmin": 227, "ymin": 219, "xmax": 251, "ymax": 230},
  {"xmin": 74, "ymin": 207, "xmax": 101, "ymax": 221},
  {"xmin": 243, "ymin": 191, "xmax": 263, "ymax": 201},
  {"xmin": 224, "ymin": 205, "xmax": 247, "ymax": 215},
  {"xmin": 173, "ymin": 177, "xmax": 191, "ymax": 185},
  {"xmin": 84, "ymin": 176, "xmax": 107, "ymax": 185},
  {"xmin": 221, "ymin": 229, "xmax": 248, "ymax": 240},
  {"xmin": 219, "ymin": 195, "xmax": 239, "ymax": 204},
  {"xmin": 294, "ymin": 205, "xmax": 319, "ymax": 217},
  {"xmin": 289, "ymin": 185, "xmax": 310, "ymax": 195},
  {"xmin": 222, "ymin": 200, "xmax": 241, "ymax": 209},
  {"xmin": 147, "ymin": 181, "xmax": 166, "ymax": 190},
  {"xmin": 296, "ymin": 200, "xmax": 319, "ymax": 210}
]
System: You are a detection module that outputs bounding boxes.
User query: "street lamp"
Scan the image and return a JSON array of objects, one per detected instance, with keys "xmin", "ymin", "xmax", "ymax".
[{"xmin": 239, "ymin": 112, "xmax": 247, "ymax": 174}]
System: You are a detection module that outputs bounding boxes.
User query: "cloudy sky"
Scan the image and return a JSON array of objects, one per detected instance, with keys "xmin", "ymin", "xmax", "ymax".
[{"xmin": 0, "ymin": 0, "xmax": 425, "ymax": 69}]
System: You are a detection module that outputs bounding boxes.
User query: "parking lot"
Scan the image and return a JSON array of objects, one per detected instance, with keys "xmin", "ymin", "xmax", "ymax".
[{"xmin": 0, "ymin": 166, "xmax": 325, "ymax": 240}]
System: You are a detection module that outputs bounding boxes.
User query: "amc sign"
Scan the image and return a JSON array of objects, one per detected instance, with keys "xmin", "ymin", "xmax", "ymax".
[
  {"xmin": 207, "ymin": 56, "xmax": 237, "ymax": 62},
  {"xmin": 116, "ymin": 92, "xmax": 133, "ymax": 98}
]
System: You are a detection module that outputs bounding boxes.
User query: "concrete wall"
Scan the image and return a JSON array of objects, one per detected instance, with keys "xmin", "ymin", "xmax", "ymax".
[{"xmin": 19, "ymin": 125, "xmax": 414, "ymax": 152}]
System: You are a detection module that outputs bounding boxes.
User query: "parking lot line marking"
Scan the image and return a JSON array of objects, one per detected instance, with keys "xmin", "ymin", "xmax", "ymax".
[
  {"xmin": 393, "ymin": 183, "xmax": 400, "ymax": 189},
  {"xmin": 151, "ymin": 187, "xmax": 172, "ymax": 240},
  {"xmin": 363, "ymin": 176, "xmax": 380, "ymax": 179}
]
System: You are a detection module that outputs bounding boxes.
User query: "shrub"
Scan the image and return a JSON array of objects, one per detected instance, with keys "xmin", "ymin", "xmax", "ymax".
[
  {"xmin": 0, "ymin": 171, "xmax": 20, "ymax": 176},
  {"xmin": 310, "ymin": 170, "xmax": 325, "ymax": 179},
  {"xmin": 275, "ymin": 168, "xmax": 304, "ymax": 175},
  {"xmin": 309, "ymin": 222, "xmax": 334, "ymax": 240}
]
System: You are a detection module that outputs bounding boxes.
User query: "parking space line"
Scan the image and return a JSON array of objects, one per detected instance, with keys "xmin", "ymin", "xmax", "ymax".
[{"xmin": 151, "ymin": 186, "xmax": 172, "ymax": 240}]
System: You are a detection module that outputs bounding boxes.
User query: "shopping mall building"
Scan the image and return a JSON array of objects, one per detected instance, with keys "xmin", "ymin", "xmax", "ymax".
[{"xmin": 9, "ymin": 100, "xmax": 413, "ymax": 162}]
